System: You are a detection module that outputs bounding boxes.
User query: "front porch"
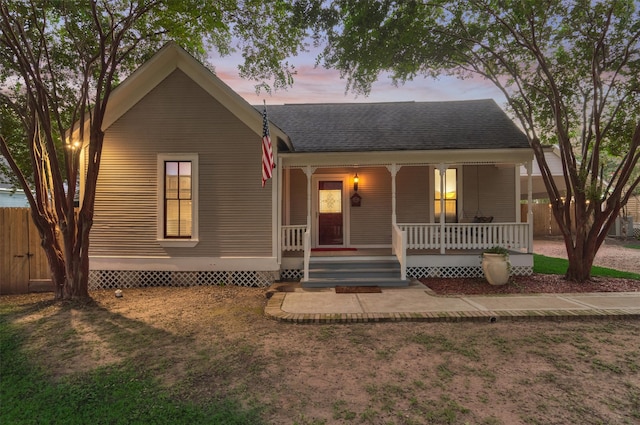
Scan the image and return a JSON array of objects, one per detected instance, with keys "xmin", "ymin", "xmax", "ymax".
[{"xmin": 281, "ymin": 222, "xmax": 534, "ymax": 285}]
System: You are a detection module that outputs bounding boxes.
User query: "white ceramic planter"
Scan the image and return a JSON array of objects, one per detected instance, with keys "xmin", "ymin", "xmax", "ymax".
[{"xmin": 482, "ymin": 253, "xmax": 510, "ymax": 286}]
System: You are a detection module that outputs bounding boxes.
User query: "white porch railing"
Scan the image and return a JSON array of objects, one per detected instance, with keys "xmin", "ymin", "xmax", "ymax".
[
  {"xmin": 392, "ymin": 223, "xmax": 407, "ymax": 280},
  {"xmin": 282, "ymin": 225, "xmax": 306, "ymax": 251},
  {"xmin": 399, "ymin": 223, "xmax": 531, "ymax": 252}
]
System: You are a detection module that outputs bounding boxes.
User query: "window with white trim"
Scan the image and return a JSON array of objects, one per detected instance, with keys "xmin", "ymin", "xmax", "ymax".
[
  {"xmin": 434, "ymin": 168, "xmax": 458, "ymax": 223},
  {"xmin": 157, "ymin": 154, "xmax": 198, "ymax": 247}
]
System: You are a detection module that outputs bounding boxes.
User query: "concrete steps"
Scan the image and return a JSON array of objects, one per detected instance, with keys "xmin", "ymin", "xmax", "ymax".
[{"xmin": 303, "ymin": 256, "xmax": 410, "ymax": 288}]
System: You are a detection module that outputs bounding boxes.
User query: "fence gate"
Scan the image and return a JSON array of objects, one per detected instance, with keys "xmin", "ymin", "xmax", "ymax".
[{"xmin": 1, "ymin": 208, "xmax": 52, "ymax": 294}]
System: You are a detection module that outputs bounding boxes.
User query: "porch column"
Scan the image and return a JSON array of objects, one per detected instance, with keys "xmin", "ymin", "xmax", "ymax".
[
  {"xmin": 276, "ymin": 160, "xmax": 283, "ymax": 265},
  {"xmin": 438, "ymin": 164, "xmax": 447, "ymax": 254},
  {"xmin": 526, "ymin": 160, "xmax": 533, "ymax": 253},
  {"xmin": 386, "ymin": 164, "xmax": 400, "ymax": 225},
  {"xmin": 303, "ymin": 166, "xmax": 315, "ymax": 230}
]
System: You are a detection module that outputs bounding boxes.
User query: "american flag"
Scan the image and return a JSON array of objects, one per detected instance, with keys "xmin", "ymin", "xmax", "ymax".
[{"xmin": 261, "ymin": 103, "xmax": 275, "ymax": 187}]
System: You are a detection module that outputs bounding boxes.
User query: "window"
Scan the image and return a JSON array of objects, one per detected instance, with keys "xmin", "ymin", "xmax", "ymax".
[
  {"xmin": 165, "ymin": 161, "xmax": 192, "ymax": 238},
  {"xmin": 158, "ymin": 154, "xmax": 198, "ymax": 247},
  {"xmin": 434, "ymin": 168, "xmax": 457, "ymax": 223}
]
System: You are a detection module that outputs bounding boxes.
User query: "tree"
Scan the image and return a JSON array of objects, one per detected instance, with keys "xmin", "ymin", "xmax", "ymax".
[
  {"xmin": 0, "ymin": 0, "xmax": 313, "ymax": 300},
  {"xmin": 316, "ymin": 0, "xmax": 640, "ymax": 282}
]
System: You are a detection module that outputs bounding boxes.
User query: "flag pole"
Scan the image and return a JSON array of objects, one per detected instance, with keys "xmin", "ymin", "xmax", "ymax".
[{"xmin": 261, "ymin": 99, "xmax": 275, "ymax": 187}]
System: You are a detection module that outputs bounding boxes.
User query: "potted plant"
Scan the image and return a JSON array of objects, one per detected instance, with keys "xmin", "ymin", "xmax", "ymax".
[{"xmin": 482, "ymin": 246, "xmax": 510, "ymax": 286}]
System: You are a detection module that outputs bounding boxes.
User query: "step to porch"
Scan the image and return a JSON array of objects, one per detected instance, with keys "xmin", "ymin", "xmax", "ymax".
[{"xmin": 303, "ymin": 256, "xmax": 410, "ymax": 288}]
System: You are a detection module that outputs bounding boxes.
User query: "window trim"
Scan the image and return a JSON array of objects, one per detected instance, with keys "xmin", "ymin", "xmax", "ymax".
[
  {"xmin": 157, "ymin": 153, "xmax": 199, "ymax": 247},
  {"xmin": 433, "ymin": 166, "xmax": 460, "ymax": 224}
]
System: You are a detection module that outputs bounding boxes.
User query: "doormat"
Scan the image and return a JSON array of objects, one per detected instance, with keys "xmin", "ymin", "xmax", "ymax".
[
  {"xmin": 311, "ymin": 248, "xmax": 358, "ymax": 252},
  {"xmin": 335, "ymin": 286, "xmax": 382, "ymax": 293}
]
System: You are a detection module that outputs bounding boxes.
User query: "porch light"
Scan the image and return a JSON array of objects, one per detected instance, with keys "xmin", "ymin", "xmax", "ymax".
[{"xmin": 353, "ymin": 173, "xmax": 359, "ymax": 191}]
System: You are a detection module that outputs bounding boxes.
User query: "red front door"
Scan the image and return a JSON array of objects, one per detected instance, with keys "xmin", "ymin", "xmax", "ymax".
[{"xmin": 318, "ymin": 181, "xmax": 343, "ymax": 246}]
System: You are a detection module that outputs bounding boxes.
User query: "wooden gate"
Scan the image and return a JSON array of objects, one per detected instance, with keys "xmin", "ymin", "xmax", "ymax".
[{"xmin": 0, "ymin": 208, "xmax": 51, "ymax": 294}]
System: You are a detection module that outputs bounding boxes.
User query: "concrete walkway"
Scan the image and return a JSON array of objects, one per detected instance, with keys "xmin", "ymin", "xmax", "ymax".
[{"xmin": 265, "ymin": 281, "xmax": 640, "ymax": 323}]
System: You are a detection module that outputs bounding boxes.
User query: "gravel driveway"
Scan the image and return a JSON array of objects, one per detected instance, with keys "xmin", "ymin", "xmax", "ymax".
[{"xmin": 533, "ymin": 237, "xmax": 640, "ymax": 274}]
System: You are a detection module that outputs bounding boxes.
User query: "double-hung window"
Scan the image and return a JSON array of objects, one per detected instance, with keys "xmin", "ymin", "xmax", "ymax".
[
  {"xmin": 434, "ymin": 168, "xmax": 458, "ymax": 223},
  {"xmin": 157, "ymin": 154, "xmax": 198, "ymax": 247}
]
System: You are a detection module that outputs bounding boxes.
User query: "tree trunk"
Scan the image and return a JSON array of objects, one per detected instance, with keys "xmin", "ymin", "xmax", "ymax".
[{"xmin": 564, "ymin": 237, "xmax": 596, "ymax": 282}]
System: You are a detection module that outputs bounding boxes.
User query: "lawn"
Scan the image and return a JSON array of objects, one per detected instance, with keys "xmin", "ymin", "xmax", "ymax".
[
  {"xmin": 0, "ymin": 316, "xmax": 263, "ymax": 425},
  {"xmin": 1, "ymin": 286, "xmax": 639, "ymax": 425},
  {"xmin": 534, "ymin": 254, "xmax": 640, "ymax": 279}
]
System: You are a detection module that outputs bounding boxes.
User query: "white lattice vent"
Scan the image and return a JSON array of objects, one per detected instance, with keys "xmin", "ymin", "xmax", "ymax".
[
  {"xmin": 89, "ymin": 270, "xmax": 278, "ymax": 290},
  {"xmin": 409, "ymin": 266, "xmax": 532, "ymax": 279},
  {"xmin": 409, "ymin": 266, "xmax": 483, "ymax": 279},
  {"xmin": 510, "ymin": 265, "xmax": 533, "ymax": 276},
  {"xmin": 280, "ymin": 269, "xmax": 303, "ymax": 280}
]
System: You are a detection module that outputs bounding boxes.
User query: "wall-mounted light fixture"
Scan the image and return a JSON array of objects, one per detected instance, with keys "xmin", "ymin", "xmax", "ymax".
[{"xmin": 353, "ymin": 173, "xmax": 359, "ymax": 192}]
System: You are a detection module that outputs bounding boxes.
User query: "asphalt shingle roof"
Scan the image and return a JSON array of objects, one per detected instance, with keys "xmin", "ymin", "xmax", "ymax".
[{"xmin": 265, "ymin": 99, "xmax": 529, "ymax": 153}]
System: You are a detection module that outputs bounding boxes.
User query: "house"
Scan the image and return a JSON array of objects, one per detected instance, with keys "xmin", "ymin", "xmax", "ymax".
[
  {"xmin": 81, "ymin": 43, "xmax": 535, "ymax": 290},
  {"xmin": 0, "ymin": 160, "xmax": 29, "ymax": 207},
  {"xmin": 519, "ymin": 145, "xmax": 566, "ymax": 200}
]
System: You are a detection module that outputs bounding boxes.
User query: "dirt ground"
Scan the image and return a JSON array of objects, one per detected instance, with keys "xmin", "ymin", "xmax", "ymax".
[{"xmin": 1, "ymin": 238, "xmax": 639, "ymax": 424}]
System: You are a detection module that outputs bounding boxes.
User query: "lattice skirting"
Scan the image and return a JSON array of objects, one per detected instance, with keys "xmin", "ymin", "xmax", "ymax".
[
  {"xmin": 408, "ymin": 265, "xmax": 533, "ymax": 279},
  {"xmin": 276, "ymin": 266, "xmax": 533, "ymax": 282},
  {"xmin": 280, "ymin": 269, "xmax": 303, "ymax": 280},
  {"xmin": 89, "ymin": 270, "xmax": 279, "ymax": 290}
]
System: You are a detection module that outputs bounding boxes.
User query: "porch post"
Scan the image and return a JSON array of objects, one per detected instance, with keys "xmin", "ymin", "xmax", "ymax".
[
  {"xmin": 303, "ymin": 166, "xmax": 315, "ymax": 232},
  {"xmin": 386, "ymin": 164, "xmax": 399, "ymax": 225},
  {"xmin": 303, "ymin": 166, "xmax": 315, "ymax": 282},
  {"xmin": 438, "ymin": 164, "xmax": 447, "ymax": 254},
  {"xmin": 276, "ymin": 160, "xmax": 283, "ymax": 265},
  {"xmin": 526, "ymin": 160, "xmax": 533, "ymax": 253}
]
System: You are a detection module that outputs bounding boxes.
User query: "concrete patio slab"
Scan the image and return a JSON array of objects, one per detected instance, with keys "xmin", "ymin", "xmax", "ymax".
[
  {"xmin": 358, "ymin": 291, "xmax": 478, "ymax": 313},
  {"xmin": 266, "ymin": 282, "xmax": 640, "ymax": 323},
  {"xmin": 466, "ymin": 295, "xmax": 588, "ymax": 311},
  {"xmin": 282, "ymin": 292, "xmax": 363, "ymax": 314},
  {"xmin": 566, "ymin": 293, "xmax": 640, "ymax": 309}
]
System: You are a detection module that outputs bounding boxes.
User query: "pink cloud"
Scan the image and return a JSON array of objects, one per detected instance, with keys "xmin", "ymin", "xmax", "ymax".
[{"xmin": 208, "ymin": 50, "xmax": 506, "ymax": 106}]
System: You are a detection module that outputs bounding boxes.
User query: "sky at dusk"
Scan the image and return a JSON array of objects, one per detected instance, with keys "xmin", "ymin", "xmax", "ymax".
[{"xmin": 207, "ymin": 49, "xmax": 507, "ymax": 107}]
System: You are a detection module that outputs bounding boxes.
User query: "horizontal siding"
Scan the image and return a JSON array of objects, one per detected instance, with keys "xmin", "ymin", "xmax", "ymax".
[
  {"xmin": 349, "ymin": 167, "xmax": 392, "ymax": 245},
  {"xmin": 288, "ymin": 168, "xmax": 307, "ymax": 225},
  {"xmin": 397, "ymin": 166, "xmax": 429, "ymax": 223},
  {"xmin": 462, "ymin": 165, "xmax": 516, "ymax": 222},
  {"xmin": 91, "ymin": 70, "xmax": 272, "ymax": 258}
]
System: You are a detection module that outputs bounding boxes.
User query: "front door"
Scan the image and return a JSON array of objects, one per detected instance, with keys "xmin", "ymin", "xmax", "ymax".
[{"xmin": 317, "ymin": 180, "xmax": 344, "ymax": 246}]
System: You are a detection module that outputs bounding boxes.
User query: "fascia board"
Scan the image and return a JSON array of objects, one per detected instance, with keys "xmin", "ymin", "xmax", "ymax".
[{"xmin": 279, "ymin": 148, "xmax": 533, "ymax": 167}]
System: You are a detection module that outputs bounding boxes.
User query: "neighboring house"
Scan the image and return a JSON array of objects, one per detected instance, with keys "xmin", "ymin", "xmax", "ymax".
[
  {"xmin": 80, "ymin": 43, "xmax": 535, "ymax": 289},
  {"xmin": 519, "ymin": 145, "xmax": 566, "ymax": 200},
  {"xmin": 0, "ymin": 185, "xmax": 29, "ymax": 207},
  {"xmin": 0, "ymin": 158, "xmax": 29, "ymax": 207}
]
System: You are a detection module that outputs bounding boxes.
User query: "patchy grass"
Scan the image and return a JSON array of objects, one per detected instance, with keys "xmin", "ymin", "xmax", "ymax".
[
  {"xmin": 0, "ymin": 315, "xmax": 262, "ymax": 425},
  {"xmin": 1, "ymin": 288, "xmax": 639, "ymax": 425},
  {"xmin": 534, "ymin": 254, "xmax": 640, "ymax": 279}
]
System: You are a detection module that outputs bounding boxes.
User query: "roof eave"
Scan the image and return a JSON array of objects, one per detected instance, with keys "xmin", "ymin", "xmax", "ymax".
[{"xmin": 279, "ymin": 148, "xmax": 533, "ymax": 167}]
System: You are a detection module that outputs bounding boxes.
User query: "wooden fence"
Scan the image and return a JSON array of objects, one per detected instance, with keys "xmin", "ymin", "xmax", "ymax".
[
  {"xmin": 0, "ymin": 208, "xmax": 52, "ymax": 294},
  {"xmin": 521, "ymin": 203, "xmax": 577, "ymax": 237}
]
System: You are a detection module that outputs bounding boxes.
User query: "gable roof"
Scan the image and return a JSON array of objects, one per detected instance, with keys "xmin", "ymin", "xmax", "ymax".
[
  {"xmin": 76, "ymin": 42, "xmax": 289, "ymax": 148},
  {"xmin": 266, "ymin": 100, "xmax": 529, "ymax": 153}
]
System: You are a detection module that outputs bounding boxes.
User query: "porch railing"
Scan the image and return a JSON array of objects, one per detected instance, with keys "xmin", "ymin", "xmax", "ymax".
[
  {"xmin": 399, "ymin": 223, "xmax": 530, "ymax": 252},
  {"xmin": 391, "ymin": 224, "xmax": 407, "ymax": 280},
  {"xmin": 282, "ymin": 225, "xmax": 306, "ymax": 251}
]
